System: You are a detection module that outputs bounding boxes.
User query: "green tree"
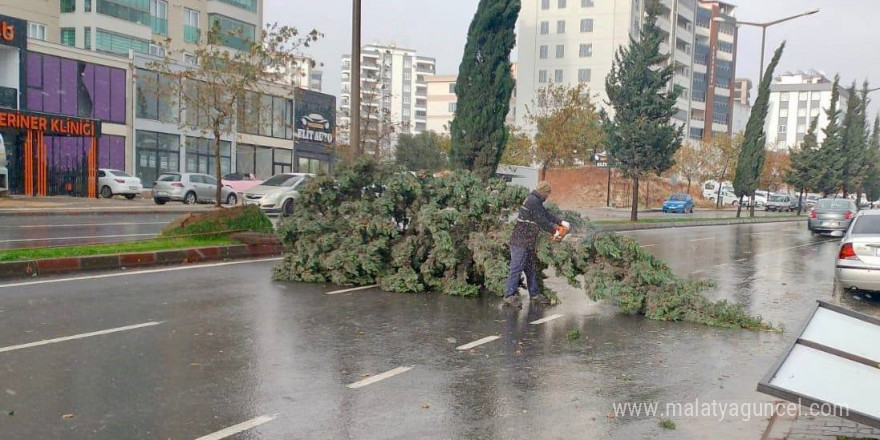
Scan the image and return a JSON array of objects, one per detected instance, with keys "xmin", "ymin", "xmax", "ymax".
[
  {"xmin": 815, "ymin": 76, "xmax": 843, "ymax": 196},
  {"xmin": 703, "ymin": 133, "xmax": 742, "ymax": 208},
  {"xmin": 500, "ymin": 126, "xmax": 534, "ymax": 166},
  {"xmin": 839, "ymin": 82, "xmax": 868, "ymax": 198},
  {"xmin": 734, "ymin": 42, "xmax": 785, "ymax": 218},
  {"xmin": 603, "ymin": 0, "xmax": 683, "ymax": 221},
  {"xmin": 786, "ymin": 117, "xmax": 821, "ymax": 215},
  {"xmin": 395, "ymin": 131, "xmax": 448, "ymax": 172},
  {"xmin": 450, "ymin": 0, "xmax": 520, "ymax": 180},
  {"xmin": 865, "ymin": 116, "xmax": 880, "ymax": 207},
  {"xmin": 527, "ymin": 82, "xmax": 604, "ymax": 180}
]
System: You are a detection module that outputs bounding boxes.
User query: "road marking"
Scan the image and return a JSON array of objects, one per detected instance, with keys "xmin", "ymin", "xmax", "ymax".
[
  {"xmin": 690, "ymin": 269, "xmax": 706, "ymax": 275},
  {"xmin": 751, "ymin": 239, "xmax": 838, "ymax": 258},
  {"xmin": 0, "ymin": 233, "xmax": 156, "ymax": 243},
  {"xmin": 0, "ymin": 321, "xmax": 163, "ymax": 354},
  {"xmin": 0, "ymin": 258, "xmax": 284, "ymax": 290},
  {"xmin": 456, "ymin": 335, "xmax": 501, "ymax": 351},
  {"xmin": 737, "ymin": 258, "xmax": 748, "ymax": 262},
  {"xmin": 194, "ymin": 414, "xmax": 278, "ymax": 440},
  {"xmin": 689, "ymin": 237, "xmax": 715, "ymax": 242},
  {"xmin": 639, "ymin": 244, "xmax": 656, "ymax": 248},
  {"xmin": 326, "ymin": 284, "xmax": 379, "ymax": 295},
  {"xmin": 530, "ymin": 314, "xmax": 564, "ymax": 325},
  {"xmin": 347, "ymin": 366, "xmax": 413, "ymax": 389},
  {"xmin": 0, "ymin": 221, "xmax": 169, "ymax": 229}
]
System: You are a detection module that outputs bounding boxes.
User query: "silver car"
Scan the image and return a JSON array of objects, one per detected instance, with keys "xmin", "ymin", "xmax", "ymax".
[
  {"xmin": 808, "ymin": 198, "xmax": 857, "ymax": 235},
  {"xmin": 836, "ymin": 210, "xmax": 880, "ymax": 292},
  {"xmin": 243, "ymin": 173, "xmax": 313, "ymax": 216},
  {"xmin": 151, "ymin": 172, "xmax": 237, "ymax": 205}
]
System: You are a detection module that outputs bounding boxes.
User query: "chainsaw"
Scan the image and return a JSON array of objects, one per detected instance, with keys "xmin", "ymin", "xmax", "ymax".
[{"xmin": 551, "ymin": 221, "xmax": 571, "ymax": 242}]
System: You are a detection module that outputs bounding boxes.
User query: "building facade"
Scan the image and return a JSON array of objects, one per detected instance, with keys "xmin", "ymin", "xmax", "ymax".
[
  {"xmin": 734, "ymin": 77, "xmax": 751, "ymax": 105},
  {"xmin": 764, "ymin": 71, "xmax": 848, "ymax": 151},
  {"xmin": 425, "ymin": 64, "xmax": 518, "ymax": 135},
  {"xmin": 515, "ymin": 0, "xmax": 737, "ymax": 142},
  {"xmin": 339, "ymin": 44, "xmax": 436, "ymax": 156}
]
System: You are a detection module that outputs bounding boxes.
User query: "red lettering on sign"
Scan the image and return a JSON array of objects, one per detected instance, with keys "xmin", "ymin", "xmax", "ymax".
[{"xmin": 0, "ymin": 22, "xmax": 14, "ymax": 43}]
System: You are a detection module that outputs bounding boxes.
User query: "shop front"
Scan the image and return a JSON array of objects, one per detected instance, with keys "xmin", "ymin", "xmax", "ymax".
[{"xmin": 293, "ymin": 89, "xmax": 335, "ymax": 174}]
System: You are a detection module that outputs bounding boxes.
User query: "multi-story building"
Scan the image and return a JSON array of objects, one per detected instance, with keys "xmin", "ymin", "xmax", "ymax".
[
  {"xmin": 426, "ymin": 64, "xmax": 518, "ymax": 134},
  {"xmin": 764, "ymin": 71, "xmax": 849, "ymax": 151},
  {"xmin": 734, "ymin": 78, "xmax": 751, "ymax": 105},
  {"xmin": 515, "ymin": 0, "xmax": 737, "ymax": 142},
  {"xmin": 272, "ymin": 58, "xmax": 323, "ymax": 91},
  {"xmin": 339, "ymin": 44, "xmax": 436, "ymax": 155},
  {"xmin": 731, "ymin": 77, "xmax": 752, "ymax": 134},
  {"xmin": 1, "ymin": 0, "xmax": 262, "ymax": 62}
]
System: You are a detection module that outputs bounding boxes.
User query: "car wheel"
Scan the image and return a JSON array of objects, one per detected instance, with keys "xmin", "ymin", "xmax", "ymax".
[
  {"xmin": 281, "ymin": 199, "xmax": 294, "ymax": 217},
  {"xmin": 226, "ymin": 193, "xmax": 238, "ymax": 206},
  {"xmin": 124, "ymin": 194, "xmax": 136, "ymax": 200},
  {"xmin": 100, "ymin": 185, "xmax": 113, "ymax": 199},
  {"xmin": 184, "ymin": 191, "xmax": 197, "ymax": 205},
  {"xmin": 154, "ymin": 198, "xmax": 167, "ymax": 205}
]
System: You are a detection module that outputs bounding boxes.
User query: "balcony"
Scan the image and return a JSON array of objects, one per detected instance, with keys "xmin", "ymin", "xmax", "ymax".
[
  {"xmin": 415, "ymin": 65, "xmax": 434, "ymax": 74},
  {"xmin": 184, "ymin": 25, "xmax": 200, "ymax": 43},
  {"xmin": 151, "ymin": 17, "xmax": 167, "ymax": 35}
]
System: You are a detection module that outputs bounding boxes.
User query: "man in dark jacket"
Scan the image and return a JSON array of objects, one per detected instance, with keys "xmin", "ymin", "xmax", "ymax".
[{"xmin": 504, "ymin": 181, "xmax": 564, "ymax": 307}]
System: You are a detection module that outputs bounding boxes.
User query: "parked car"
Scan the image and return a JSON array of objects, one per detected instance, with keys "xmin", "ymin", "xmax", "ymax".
[
  {"xmin": 701, "ymin": 180, "xmax": 734, "ymax": 200},
  {"xmin": 765, "ymin": 194, "xmax": 798, "ymax": 212},
  {"xmin": 243, "ymin": 173, "xmax": 313, "ymax": 216},
  {"xmin": 222, "ymin": 172, "xmax": 262, "ymax": 194},
  {"xmin": 804, "ymin": 194, "xmax": 820, "ymax": 208},
  {"xmin": 808, "ymin": 198, "xmax": 858, "ymax": 235},
  {"xmin": 708, "ymin": 190, "xmax": 739, "ymax": 206},
  {"xmin": 835, "ymin": 209, "xmax": 880, "ymax": 293},
  {"xmin": 98, "ymin": 169, "xmax": 143, "ymax": 199},
  {"xmin": 151, "ymin": 172, "xmax": 237, "ymax": 205},
  {"xmin": 662, "ymin": 193, "xmax": 694, "ymax": 213}
]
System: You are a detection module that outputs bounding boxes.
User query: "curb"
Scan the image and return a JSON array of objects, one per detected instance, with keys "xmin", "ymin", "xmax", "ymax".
[
  {"xmin": 0, "ymin": 244, "xmax": 283, "ymax": 281},
  {"xmin": 596, "ymin": 216, "xmax": 805, "ymax": 232}
]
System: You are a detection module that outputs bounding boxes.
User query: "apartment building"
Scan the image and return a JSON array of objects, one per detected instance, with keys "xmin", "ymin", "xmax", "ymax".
[
  {"xmin": 764, "ymin": 71, "xmax": 849, "ymax": 151},
  {"xmin": 426, "ymin": 64, "xmax": 518, "ymax": 134},
  {"xmin": 339, "ymin": 44, "xmax": 436, "ymax": 155},
  {"xmin": 734, "ymin": 78, "xmax": 751, "ymax": 105},
  {"xmin": 515, "ymin": 0, "xmax": 737, "ymax": 142},
  {"xmin": 1, "ymin": 0, "xmax": 262, "ymax": 61}
]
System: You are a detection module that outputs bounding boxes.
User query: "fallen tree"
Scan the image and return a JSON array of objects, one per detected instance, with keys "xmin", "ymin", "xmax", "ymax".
[{"xmin": 273, "ymin": 161, "xmax": 770, "ymax": 330}]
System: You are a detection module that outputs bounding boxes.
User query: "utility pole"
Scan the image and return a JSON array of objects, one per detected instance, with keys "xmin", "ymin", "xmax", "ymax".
[
  {"xmin": 349, "ymin": 0, "xmax": 361, "ymax": 160},
  {"xmin": 606, "ymin": 166, "xmax": 612, "ymax": 207}
]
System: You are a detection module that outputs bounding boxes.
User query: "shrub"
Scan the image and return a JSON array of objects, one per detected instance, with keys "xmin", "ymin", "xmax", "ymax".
[{"xmin": 161, "ymin": 205, "xmax": 273, "ymax": 239}]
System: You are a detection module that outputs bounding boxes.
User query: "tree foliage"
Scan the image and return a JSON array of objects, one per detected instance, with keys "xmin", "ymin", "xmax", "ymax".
[
  {"xmin": 149, "ymin": 23, "xmax": 320, "ymax": 206},
  {"xmin": 395, "ymin": 131, "xmax": 449, "ymax": 172},
  {"xmin": 838, "ymin": 82, "xmax": 868, "ymax": 197},
  {"xmin": 670, "ymin": 141, "xmax": 708, "ymax": 194},
  {"xmin": 759, "ymin": 150, "xmax": 791, "ymax": 193},
  {"xmin": 526, "ymin": 82, "xmax": 605, "ymax": 179},
  {"xmin": 734, "ymin": 42, "xmax": 784, "ymax": 217},
  {"xmin": 864, "ymin": 116, "xmax": 880, "ymax": 205},
  {"xmin": 703, "ymin": 133, "xmax": 742, "ymax": 207},
  {"xmin": 815, "ymin": 75, "xmax": 844, "ymax": 196},
  {"xmin": 786, "ymin": 116, "xmax": 821, "ymax": 214},
  {"xmin": 450, "ymin": 0, "xmax": 520, "ymax": 180},
  {"xmin": 500, "ymin": 126, "xmax": 534, "ymax": 166},
  {"xmin": 603, "ymin": 0, "xmax": 683, "ymax": 221},
  {"xmin": 273, "ymin": 160, "xmax": 770, "ymax": 330}
]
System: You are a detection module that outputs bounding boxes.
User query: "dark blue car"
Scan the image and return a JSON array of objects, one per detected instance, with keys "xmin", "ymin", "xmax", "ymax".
[{"xmin": 662, "ymin": 193, "xmax": 694, "ymax": 213}]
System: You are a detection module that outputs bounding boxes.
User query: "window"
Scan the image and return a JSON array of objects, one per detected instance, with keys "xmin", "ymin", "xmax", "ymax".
[
  {"xmin": 541, "ymin": 0, "xmax": 550, "ymax": 9},
  {"xmin": 558, "ymin": 0, "xmax": 566, "ymax": 7},
  {"xmin": 60, "ymin": 28, "xmax": 76, "ymax": 47},
  {"xmin": 556, "ymin": 44, "xmax": 565, "ymax": 58},
  {"xmin": 578, "ymin": 69, "xmax": 591, "ymax": 82},
  {"xmin": 798, "ymin": 108, "xmax": 807, "ymax": 117},
  {"xmin": 539, "ymin": 45, "xmax": 548, "ymax": 59},
  {"xmin": 811, "ymin": 99, "xmax": 820, "ymax": 109},
  {"xmin": 778, "ymin": 124, "xmax": 787, "ymax": 134},
  {"xmin": 579, "ymin": 43, "xmax": 592, "ymax": 57},
  {"xmin": 236, "ymin": 92, "xmax": 293, "ymax": 139},
  {"xmin": 208, "ymin": 14, "xmax": 256, "ymax": 51},
  {"xmin": 555, "ymin": 69, "xmax": 563, "ymax": 82},
  {"xmin": 184, "ymin": 8, "xmax": 200, "ymax": 43},
  {"xmin": 402, "ymin": 108, "xmax": 411, "ymax": 118},
  {"xmin": 209, "ymin": 0, "xmax": 258, "ymax": 12},
  {"xmin": 136, "ymin": 130, "xmax": 180, "ymax": 186},
  {"xmin": 85, "ymin": 0, "xmax": 91, "ymax": 12},
  {"xmin": 84, "ymin": 27, "xmax": 91, "ymax": 50},
  {"xmin": 96, "ymin": 29, "xmax": 150, "ymax": 55},
  {"xmin": 557, "ymin": 20, "xmax": 566, "ymax": 33},
  {"xmin": 97, "ymin": 0, "xmax": 151, "ymax": 26},
  {"xmin": 779, "ymin": 92, "xmax": 790, "ymax": 102},
  {"xmin": 28, "ymin": 23, "xmax": 47, "ymax": 41},
  {"xmin": 799, "ymin": 91, "xmax": 809, "ymax": 101},
  {"xmin": 448, "ymin": 102, "xmax": 457, "ymax": 112},
  {"xmin": 540, "ymin": 21, "xmax": 549, "ymax": 35},
  {"xmin": 811, "ymin": 108, "xmax": 820, "ymax": 117},
  {"xmin": 186, "ymin": 137, "xmax": 231, "ymax": 176},
  {"xmin": 582, "ymin": 0, "xmax": 594, "ymax": 6},
  {"xmin": 183, "ymin": 53, "xmax": 198, "ymax": 65},
  {"xmin": 779, "ymin": 108, "xmax": 788, "ymax": 117},
  {"xmin": 448, "ymin": 83, "xmax": 456, "ymax": 93},
  {"xmin": 150, "ymin": 0, "xmax": 168, "ymax": 35},
  {"xmin": 149, "ymin": 44, "xmax": 165, "ymax": 57},
  {"xmin": 718, "ymin": 41, "xmax": 734, "ymax": 53},
  {"xmin": 797, "ymin": 124, "xmax": 806, "ymax": 134},
  {"xmin": 580, "ymin": 18, "xmax": 594, "ymax": 32},
  {"xmin": 538, "ymin": 70, "xmax": 548, "ymax": 83},
  {"xmin": 61, "ymin": 0, "xmax": 75, "ymax": 13},
  {"xmin": 403, "ymin": 72, "xmax": 412, "ymax": 81},
  {"xmin": 136, "ymin": 69, "xmax": 176, "ymax": 122}
]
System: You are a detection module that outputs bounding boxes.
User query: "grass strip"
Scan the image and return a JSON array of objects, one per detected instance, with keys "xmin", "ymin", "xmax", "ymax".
[{"xmin": 0, "ymin": 237, "xmax": 235, "ymax": 262}]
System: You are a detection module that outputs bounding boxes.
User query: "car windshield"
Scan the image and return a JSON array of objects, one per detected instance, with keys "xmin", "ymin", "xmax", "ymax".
[
  {"xmin": 852, "ymin": 216, "xmax": 880, "ymax": 234},
  {"xmin": 157, "ymin": 174, "xmax": 181, "ymax": 182},
  {"xmin": 816, "ymin": 199, "xmax": 854, "ymax": 210},
  {"xmin": 261, "ymin": 174, "xmax": 301, "ymax": 187},
  {"xmin": 769, "ymin": 195, "xmax": 785, "ymax": 202},
  {"xmin": 668, "ymin": 194, "xmax": 688, "ymax": 201},
  {"xmin": 109, "ymin": 170, "xmax": 131, "ymax": 177}
]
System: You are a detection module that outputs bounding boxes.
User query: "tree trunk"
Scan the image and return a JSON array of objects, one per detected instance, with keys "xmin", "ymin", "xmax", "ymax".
[
  {"xmin": 716, "ymin": 181, "xmax": 723, "ymax": 209},
  {"xmin": 797, "ymin": 188, "xmax": 804, "ymax": 216},
  {"xmin": 749, "ymin": 195, "xmax": 756, "ymax": 218},
  {"xmin": 736, "ymin": 195, "xmax": 743, "ymax": 218},
  {"xmin": 631, "ymin": 177, "xmax": 639, "ymax": 222},
  {"xmin": 539, "ymin": 163, "xmax": 548, "ymax": 181},
  {"xmin": 686, "ymin": 177, "xmax": 692, "ymax": 195},
  {"xmin": 214, "ymin": 128, "xmax": 223, "ymax": 208},
  {"xmin": 856, "ymin": 191, "xmax": 863, "ymax": 211}
]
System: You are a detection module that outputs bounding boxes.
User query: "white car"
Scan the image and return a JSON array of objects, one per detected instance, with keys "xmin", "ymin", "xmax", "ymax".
[
  {"xmin": 709, "ymin": 190, "xmax": 740, "ymax": 206},
  {"xmin": 243, "ymin": 173, "xmax": 313, "ymax": 216},
  {"xmin": 98, "ymin": 169, "xmax": 143, "ymax": 199}
]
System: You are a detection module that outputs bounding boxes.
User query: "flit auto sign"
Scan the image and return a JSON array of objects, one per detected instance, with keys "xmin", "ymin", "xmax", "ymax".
[{"xmin": 294, "ymin": 89, "xmax": 336, "ymax": 147}]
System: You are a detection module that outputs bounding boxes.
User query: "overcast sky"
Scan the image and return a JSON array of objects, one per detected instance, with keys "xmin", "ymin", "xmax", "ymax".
[{"xmin": 267, "ymin": 0, "xmax": 880, "ymax": 115}]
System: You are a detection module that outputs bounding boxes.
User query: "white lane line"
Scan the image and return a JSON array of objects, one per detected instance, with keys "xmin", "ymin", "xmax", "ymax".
[
  {"xmin": 347, "ymin": 366, "xmax": 413, "ymax": 389},
  {"xmin": 0, "ymin": 258, "xmax": 283, "ymax": 290},
  {"xmin": 193, "ymin": 414, "xmax": 278, "ymax": 440},
  {"xmin": 530, "ymin": 314, "xmax": 564, "ymax": 325},
  {"xmin": 0, "ymin": 222, "xmax": 169, "ymax": 229},
  {"xmin": 456, "ymin": 335, "xmax": 501, "ymax": 351},
  {"xmin": 639, "ymin": 244, "xmax": 656, "ymax": 248},
  {"xmin": 0, "ymin": 321, "xmax": 163, "ymax": 354},
  {"xmin": 0, "ymin": 233, "xmax": 156, "ymax": 243},
  {"xmin": 751, "ymin": 239, "xmax": 838, "ymax": 258},
  {"xmin": 326, "ymin": 284, "xmax": 379, "ymax": 295},
  {"xmin": 689, "ymin": 237, "xmax": 715, "ymax": 242}
]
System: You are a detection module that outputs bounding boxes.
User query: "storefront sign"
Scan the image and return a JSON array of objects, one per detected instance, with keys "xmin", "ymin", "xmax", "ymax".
[
  {"xmin": 0, "ymin": 15, "xmax": 26, "ymax": 49},
  {"xmin": 294, "ymin": 89, "xmax": 336, "ymax": 147},
  {"xmin": 0, "ymin": 109, "xmax": 101, "ymax": 137}
]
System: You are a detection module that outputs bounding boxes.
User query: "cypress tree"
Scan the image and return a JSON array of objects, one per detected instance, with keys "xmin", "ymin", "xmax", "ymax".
[
  {"xmin": 786, "ymin": 117, "xmax": 820, "ymax": 215},
  {"xmin": 450, "ymin": 0, "xmax": 520, "ymax": 180},
  {"xmin": 815, "ymin": 76, "xmax": 843, "ymax": 196},
  {"xmin": 839, "ymin": 82, "xmax": 867, "ymax": 198},
  {"xmin": 603, "ymin": 0, "xmax": 683, "ymax": 221},
  {"xmin": 863, "ymin": 116, "xmax": 880, "ymax": 207},
  {"xmin": 734, "ymin": 43, "xmax": 785, "ymax": 218}
]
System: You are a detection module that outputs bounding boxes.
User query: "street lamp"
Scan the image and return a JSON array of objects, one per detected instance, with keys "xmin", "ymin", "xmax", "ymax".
[
  {"xmin": 714, "ymin": 8, "xmax": 820, "ymax": 77},
  {"xmin": 349, "ymin": 0, "xmax": 362, "ymax": 161}
]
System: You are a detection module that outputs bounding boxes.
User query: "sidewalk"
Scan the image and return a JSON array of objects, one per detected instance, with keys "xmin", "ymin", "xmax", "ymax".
[
  {"xmin": 764, "ymin": 412, "xmax": 880, "ymax": 439},
  {"xmin": 0, "ymin": 195, "xmax": 214, "ymax": 216}
]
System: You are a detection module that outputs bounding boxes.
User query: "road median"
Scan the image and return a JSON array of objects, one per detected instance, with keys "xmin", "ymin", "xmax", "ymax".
[{"xmin": 596, "ymin": 215, "xmax": 805, "ymax": 232}]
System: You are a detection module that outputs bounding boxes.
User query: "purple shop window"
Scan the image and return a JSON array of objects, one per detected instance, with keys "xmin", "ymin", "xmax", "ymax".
[
  {"xmin": 110, "ymin": 69, "xmax": 126, "ymax": 123},
  {"xmin": 82, "ymin": 64, "xmax": 95, "ymax": 116},
  {"xmin": 26, "ymin": 54, "xmax": 42, "ymax": 88},
  {"xmin": 94, "ymin": 67, "xmax": 111, "ymax": 120},
  {"xmin": 110, "ymin": 136, "xmax": 125, "ymax": 170},
  {"xmin": 26, "ymin": 87, "xmax": 42, "ymax": 112},
  {"xmin": 98, "ymin": 137, "xmax": 110, "ymax": 168},
  {"xmin": 42, "ymin": 56, "xmax": 61, "ymax": 114},
  {"xmin": 60, "ymin": 59, "xmax": 78, "ymax": 117}
]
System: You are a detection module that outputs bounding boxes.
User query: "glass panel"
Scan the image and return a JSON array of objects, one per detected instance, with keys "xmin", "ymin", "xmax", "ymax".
[{"xmin": 255, "ymin": 147, "xmax": 273, "ymax": 179}]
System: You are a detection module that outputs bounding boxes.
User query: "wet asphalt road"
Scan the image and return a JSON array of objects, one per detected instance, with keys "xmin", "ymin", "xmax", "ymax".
[
  {"xmin": 0, "ymin": 213, "xmax": 182, "ymax": 250},
  {"xmin": 0, "ymin": 220, "xmax": 854, "ymax": 439}
]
